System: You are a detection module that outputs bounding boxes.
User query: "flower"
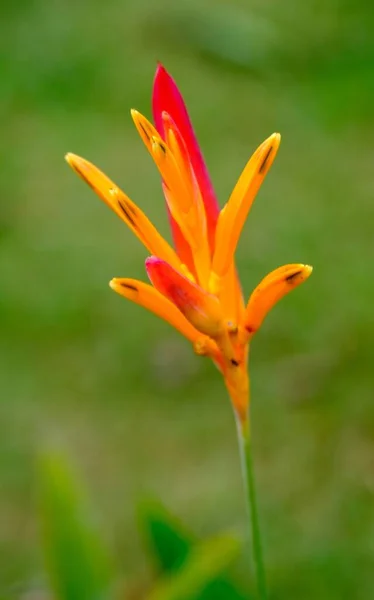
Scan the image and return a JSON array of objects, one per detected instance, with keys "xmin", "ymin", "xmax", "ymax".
[{"xmin": 65, "ymin": 65, "xmax": 312, "ymax": 423}]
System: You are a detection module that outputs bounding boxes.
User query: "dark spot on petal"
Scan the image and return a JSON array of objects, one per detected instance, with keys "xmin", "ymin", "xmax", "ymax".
[
  {"xmin": 286, "ymin": 270, "xmax": 302, "ymax": 283},
  {"xmin": 259, "ymin": 146, "xmax": 273, "ymax": 174},
  {"xmin": 157, "ymin": 141, "xmax": 167, "ymax": 154},
  {"xmin": 125, "ymin": 202, "xmax": 137, "ymax": 215},
  {"xmin": 120, "ymin": 282, "xmax": 138, "ymax": 291},
  {"xmin": 231, "ymin": 358, "xmax": 240, "ymax": 366},
  {"xmin": 139, "ymin": 122, "xmax": 150, "ymax": 139},
  {"xmin": 245, "ymin": 325, "xmax": 255, "ymax": 334},
  {"xmin": 117, "ymin": 199, "xmax": 137, "ymax": 228}
]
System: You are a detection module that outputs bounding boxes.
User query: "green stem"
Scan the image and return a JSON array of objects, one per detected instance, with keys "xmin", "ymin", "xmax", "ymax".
[{"xmin": 237, "ymin": 417, "xmax": 268, "ymax": 600}]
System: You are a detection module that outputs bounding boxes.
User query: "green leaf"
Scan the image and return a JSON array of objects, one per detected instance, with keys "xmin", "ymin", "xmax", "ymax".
[
  {"xmin": 39, "ymin": 453, "xmax": 113, "ymax": 600},
  {"xmin": 148, "ymin": 535, "xmax": 240, "ymax": 600},
  {"xmin": 139, "ymin": 500, "xmax": 192, "ymax": 573},
  {"xmin": 139, "ymin": 500, "xmax": 249, "ymax": 600}
]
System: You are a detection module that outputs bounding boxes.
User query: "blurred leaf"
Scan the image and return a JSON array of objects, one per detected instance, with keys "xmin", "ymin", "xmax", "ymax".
[
  {"xmin": 39, "ymin": 453, "xmax": 113, "ymax": 600},
  {"xmin": 139, "ymin": 500, "xmax": 192, "ymax": 572},
  {"xmin": 148, "ymin": 534, "xmax": 240, "ymax": 600},
  {"xmin": 140, "ymin": 500, "xmax": 249, "ymax": 599}
]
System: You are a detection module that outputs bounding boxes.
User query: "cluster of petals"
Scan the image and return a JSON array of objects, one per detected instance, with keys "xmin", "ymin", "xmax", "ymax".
[{"xmin": 66, "ymin": 65, "xmax": 312, "ymax": 422}]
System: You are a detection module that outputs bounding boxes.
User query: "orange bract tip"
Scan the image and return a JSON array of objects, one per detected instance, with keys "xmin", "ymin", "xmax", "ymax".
[
  {"xmin": 244, "ymin": 263, "xmax": 313, "ymax": 336},
  {"xmin": 131, "ymin": 109, "xmax": 158, "ymax": 149},
  {"xmin": 213, "ymin": 133, "xmax": 281, "ymax": 279}
]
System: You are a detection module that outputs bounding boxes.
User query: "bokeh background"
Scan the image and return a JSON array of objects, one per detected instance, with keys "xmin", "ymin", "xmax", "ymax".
[{"xmin": 1, "ymin": 0, "xmax": 374, "ymax": 598}]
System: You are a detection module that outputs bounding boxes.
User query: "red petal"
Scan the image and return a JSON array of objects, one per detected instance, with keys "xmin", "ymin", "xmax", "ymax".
[
  {"xmin": 145, "ymin": 257, "xmax": 224, "ymax": 337},
  {"xmin": 152, "ymin": 64, "xmax": 219, "ymax": 251}
]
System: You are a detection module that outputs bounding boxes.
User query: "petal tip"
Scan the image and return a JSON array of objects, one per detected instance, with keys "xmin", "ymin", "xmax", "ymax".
[
  {"xmin": 153, "ymin": 64, "xmax": 170, "ymax": 94},
  {"xmin": 109, "ymin": 278, "xmax": 140, "ymax": 296},
  {"xmin": 64, "ymin": 152, "xmax": 87, "ymax": 176},
  {"xmin": 65, "ymin": 152, "xmax": 79, "ymax": 167},
  {"xmin": 154, "ymin": 62, "xmax": 168, "ymax": 79},
  {"xmin": 131, "ymin": 109, "xmax": 141, "ymax": 126},
  {"xmin": 285, "ymin": 263, "xmax": 313, "ymax": 284},
  {"xmin": 270, "ymin": 132, "xmax": 281, "ymax": 149},
  {"xmin": 145, "ymin": 255, "xmax": 158, "ymax": 266},
  {"xmin": 302, "ymin": 264, "xmax": 313, "ymax": 278},
  {"xmin": 145, "ymin": 255, "xmax": 161, "ymax": 278}
]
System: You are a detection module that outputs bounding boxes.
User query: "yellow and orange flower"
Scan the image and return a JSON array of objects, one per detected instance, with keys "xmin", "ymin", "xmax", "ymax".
[{"xmin": 65, "ymin": 65, "xmax": 312, "ymax": 423}]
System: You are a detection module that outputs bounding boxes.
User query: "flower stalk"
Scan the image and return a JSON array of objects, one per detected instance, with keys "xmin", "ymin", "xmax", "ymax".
[{"xmin": 237, "ymin": 412, "xmax": 267, "ymax": 600}]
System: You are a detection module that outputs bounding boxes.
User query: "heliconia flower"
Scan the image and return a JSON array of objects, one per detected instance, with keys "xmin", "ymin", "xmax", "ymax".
[{"xmin": 65, "ymin": 64, "xmax": 312, "ymax": 424}]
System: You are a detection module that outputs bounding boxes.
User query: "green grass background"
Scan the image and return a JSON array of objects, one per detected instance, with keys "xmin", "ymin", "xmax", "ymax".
[{"xmin": 1, "ymin": 0, "xmax": 374, "ymax": 597}]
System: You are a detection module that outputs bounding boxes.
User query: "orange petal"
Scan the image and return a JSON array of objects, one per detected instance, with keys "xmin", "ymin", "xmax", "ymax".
[
  {"xmin": 145, "ymin": 257, "xmax": 225, "ymax": 337},
  {"xmin": 160, "ymin": 113, "xmax": 198, "ymax": 274},
  {"xmin": 161, "ymin": 182, "xmax": 196, "ymax": 250},
  {"xmin": 243, "ymin": 264, "xmax": 313, "ymax": 336},
  {"xmin": 132, "ymin": 110, "xmax": 211, "ymax": 287},
  {"xmin": 131, "ymin": 110, "xmax": 192, "ymax": 214},
  {"xmin": 131, "ymin": 109, "xmax": 194, "ymax": 269},
  {"xmin": 65, "ymin": 153, "xmax": 181, "ymax": 271},
  {"xmin": 212, "ymin": 133, "xmax": 281, "ymax": 279},
  {"xmin": 162, "ymin": 183, "xmax": 210, "ymax": 288},
  {"xmin": 162, "ymin": 111, "xmax": 195, "ymax": 204},
  {"xmin": 209, "ymin": 261, "xmax": 245, "ymax": 326}
]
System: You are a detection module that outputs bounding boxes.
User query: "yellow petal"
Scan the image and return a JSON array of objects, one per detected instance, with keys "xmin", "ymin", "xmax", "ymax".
[
  {"xmin": 109, "ymin": 277, "xmax": 218, "ymax": 358},
  {"xmin": 65, "ymin": 153, "xmax": 181, "ymax": 271},
  {"xmin": 243, "ymin": 263, "xmax": 313, "ymax": 336},
  {"xmin": 212, "ymin": 133, "xmax": 281, "ymax": 279}
]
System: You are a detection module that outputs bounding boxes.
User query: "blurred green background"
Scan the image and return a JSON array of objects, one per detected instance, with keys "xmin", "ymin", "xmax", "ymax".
[{"xmin": 1, "ymin": 0, "xmax": 374, "ymax": 597}]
